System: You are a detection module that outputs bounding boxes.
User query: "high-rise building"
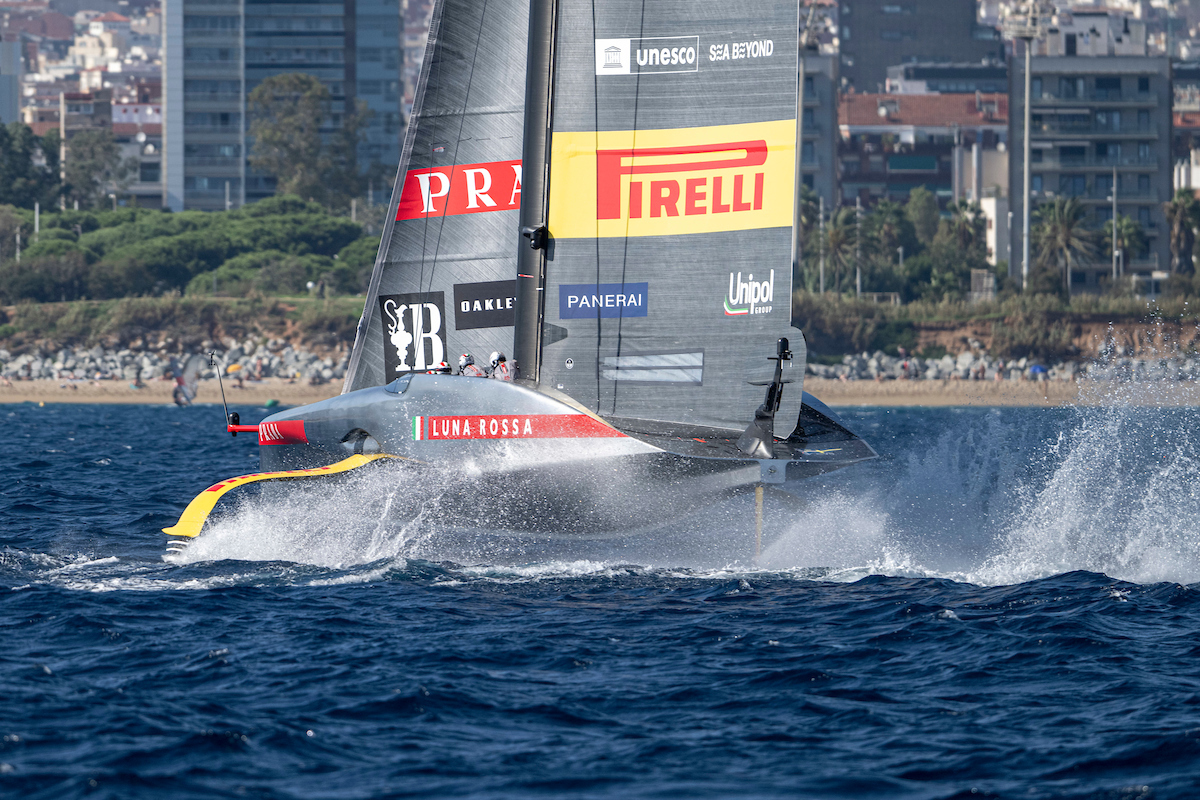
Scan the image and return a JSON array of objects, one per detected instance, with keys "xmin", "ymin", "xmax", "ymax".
[
  {"xmin": 1008, "ymin": 12, "xmax": 1171, "ymax": 293},
  {"xmin": 801, "ymin": 52, "xmax": 838, "ymax": 213},
  {"xmin": 838, "ymin": 0, "xmax": 1002, "ymax": 94},
  {"xmin": 164, "ymin": 0, "xmax": 423, "ymax": 210}
]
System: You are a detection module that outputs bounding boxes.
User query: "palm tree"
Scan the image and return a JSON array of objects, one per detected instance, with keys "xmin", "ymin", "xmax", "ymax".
[
  {"xmin": 1102, "ymin": 214, "xmax": 1146, "ymax": 272},
  {"xmin": 1033, "ymin": 197, "xmax": 1097, "ymax": 295},
  {"xmin": 1163, "ymin": 189, "xmax": 1198, "ymax": 275},
  {"xmin": 944, "ymin": 200, "xmax": 987, "ymax": 256},
  {"xmin": 824, "ymin": 207, "xmax": 857, "ymax": 293}
]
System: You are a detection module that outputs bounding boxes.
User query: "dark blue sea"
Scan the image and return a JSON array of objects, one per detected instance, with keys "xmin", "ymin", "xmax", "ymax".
[{"xmin": 3, "ymin": 397, "xmax": 1200, "ymax": 799}]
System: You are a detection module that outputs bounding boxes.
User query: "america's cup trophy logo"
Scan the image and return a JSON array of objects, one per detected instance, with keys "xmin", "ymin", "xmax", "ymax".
[{"xmin": 379, "ymin": 292, "xmax": 446, "ymax": 380}]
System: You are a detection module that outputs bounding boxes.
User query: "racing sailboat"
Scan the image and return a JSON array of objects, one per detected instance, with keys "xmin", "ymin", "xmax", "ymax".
[{"xmin": 164, "ymin": 0, "xmax": 876, "ymax": 542}]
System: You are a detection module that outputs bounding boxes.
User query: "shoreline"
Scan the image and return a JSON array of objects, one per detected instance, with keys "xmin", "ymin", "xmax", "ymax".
[
  {"xmin": 3, "ymin": 376, "xmax": 1200, "ymax": 408},
  {"xmin": 0, "ymin": 378, "xmax": 344, "ymax": 407}
]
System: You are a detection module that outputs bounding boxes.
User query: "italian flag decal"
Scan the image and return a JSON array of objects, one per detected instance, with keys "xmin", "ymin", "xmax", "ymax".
[{"xmin": 412, "ymin": 416, "xmax": 424, "ymax": 440}]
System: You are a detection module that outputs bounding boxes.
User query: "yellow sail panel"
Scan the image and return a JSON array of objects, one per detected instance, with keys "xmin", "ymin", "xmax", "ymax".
[
  {"xmin": 548, "ymin": 120, "xmax": 795, "ymax": 240},
  {"xmin": 162, "ymin": 454, "xmax": 397, "ymax": 539}
]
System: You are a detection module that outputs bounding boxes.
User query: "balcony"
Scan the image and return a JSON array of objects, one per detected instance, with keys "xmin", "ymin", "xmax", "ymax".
[
  {"xmin": 1031, "ymin": 154, "xmax": 1158, "ymax": 170},
  {"xmin": 1031, "ymin": 90, "xmax": 1154, "ymax": 105},
  {"xmin": 185, "ymin": 156, "xmax": 241, "ymax": 169},
  {"xmin": 1032, "ymin": 119, "xmax": 1155, "ymax": 137}
]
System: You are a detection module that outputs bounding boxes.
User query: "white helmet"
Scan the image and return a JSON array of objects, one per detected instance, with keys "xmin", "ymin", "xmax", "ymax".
[
  {"xmin": 489, "ymin": 351, "xmax": 506, "ymax": 367},
  {"xmin": 458, "ymin": 353, "xmax": 475, "ymax": 368}
]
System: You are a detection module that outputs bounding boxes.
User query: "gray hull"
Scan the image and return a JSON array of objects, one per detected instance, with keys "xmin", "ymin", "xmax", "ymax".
[{"xmin": 255, "ymin": 375, "xmax": 875, "ymax": 536}]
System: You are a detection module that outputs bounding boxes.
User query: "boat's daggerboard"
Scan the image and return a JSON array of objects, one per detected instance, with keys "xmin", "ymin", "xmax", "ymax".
[{"xmin": 162, "ymin": 454, "xmax": 397, "ymax": 539}]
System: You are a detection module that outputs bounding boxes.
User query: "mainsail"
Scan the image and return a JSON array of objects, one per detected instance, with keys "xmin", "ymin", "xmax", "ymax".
[
  {"xmin": 535, "ymin": 0, "xmax": 806, "ymax": 433},
  {"xmin": 344, "ymin": 0, "xmax": 530, "ymax": 392}
]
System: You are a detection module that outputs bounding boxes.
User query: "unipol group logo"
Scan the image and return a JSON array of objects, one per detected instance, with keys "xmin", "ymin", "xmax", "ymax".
[
  {"xmin": 395, "ymin": 160, "xmax": 522, "ymax": 221},
  {"xmin": 379, "ymin": 292, "xmax": 446, "ymax": 380},
  {"xmin": 594, "ymin": 37, "xmax": 700, "ymax": 75},
  {"xmin": 724, "ymin": 269, "xmax": 774, "ymax": 316},
  {"xmin": 548, "ymin": 120, "xmax": 794, "ymax": 239}
]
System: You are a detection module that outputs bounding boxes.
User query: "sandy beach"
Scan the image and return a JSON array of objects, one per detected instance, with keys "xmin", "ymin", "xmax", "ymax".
[
  {"xmin": 0, "ymin": 377, "xmax": 344, "ymax": 407},
  {"xmin": 4, "ymin": 375, "xmax": 1200, "ymax": 407}
]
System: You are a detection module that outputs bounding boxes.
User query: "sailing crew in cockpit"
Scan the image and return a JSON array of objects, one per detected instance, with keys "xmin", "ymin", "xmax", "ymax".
[
  {"xmin": 489, "ymin": 352, "xmax": 513, "ymax": 381},
  {"xmin": 458, "ymin": 353, "xmax": 487, "ymax": 377}
]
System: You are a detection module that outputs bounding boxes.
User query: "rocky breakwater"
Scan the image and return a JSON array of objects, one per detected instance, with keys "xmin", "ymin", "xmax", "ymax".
[
  {"xmin": 0, "ymin": 338, "xmax": 350, "ymax": 385},
  {"xmin": 807, "ymin": 346, "xmax": 1200, "ymax": 383}
]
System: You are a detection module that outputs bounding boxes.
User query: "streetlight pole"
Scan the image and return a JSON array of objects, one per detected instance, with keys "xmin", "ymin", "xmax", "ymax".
[
  {"xmin": 1111, "ymin": 163, "xmax": 1118, "ymax": 281},
  {"xmin": 855, "ymin": 195, "xmax": 862, "ymax": 298},
  {"xmin": 819, "ymin": 195, "xmax": 825, "ymax": 294},
  {"xmin": 1003, "ymin": 2, "xmax": 1051, "ymax": 293}
]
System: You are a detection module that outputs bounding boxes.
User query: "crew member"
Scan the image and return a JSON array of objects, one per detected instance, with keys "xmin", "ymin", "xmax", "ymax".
[
  {"xmin": 427, "ymin": 361, "xmax": 452, "ymax": 374},
  {"xmin": 489, "ymin": 351, "xmax": 512, "ymax": 381},
  {"xmin": 458, "ymin": 353, "xmax": 486, "ymax": 377}
]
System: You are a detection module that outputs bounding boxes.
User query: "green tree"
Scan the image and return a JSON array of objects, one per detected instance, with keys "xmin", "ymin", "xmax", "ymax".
[
  {"xmin": 1102, "ymin": 214, "xmax": 1146, "ymax": 269},
  {"xmin": 248, "ymin": 73, "xmax": 371, "ymax": 209},
  {"xmin": 905, "ymin": 186, "xmax": 939, "ymax": 247},
  {"xmin": 823, "ymin": 207, "xmax": 857, "ymax": 293},
  {"xmin": 1033, "ymin": 197, "xmax": 1097, "ymax": 296},
  {"xmin": 64, "ymin": 129, "xmax": 133, "ymax": 209},
  {"xmin": 0, "ymin": 124, "xmax": 62, "ymax": 209},
  {"xmin": 1163, "ymin": 189, "xmax": 1198, "ymax": 275}
]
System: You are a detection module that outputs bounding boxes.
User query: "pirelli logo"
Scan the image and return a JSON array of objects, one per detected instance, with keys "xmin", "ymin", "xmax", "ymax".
[{"xmin": 549, "ymin": 120, "xmax": 795, "ymax": 239}]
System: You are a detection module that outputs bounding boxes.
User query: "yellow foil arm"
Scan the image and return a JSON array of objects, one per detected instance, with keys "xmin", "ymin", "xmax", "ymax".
[{"xmin": 162, "ymin": 454, "xmax": 397, "ymax": 539}]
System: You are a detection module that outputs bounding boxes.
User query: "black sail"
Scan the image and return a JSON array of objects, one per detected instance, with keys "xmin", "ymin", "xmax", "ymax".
[
  {"xmin": 344, "ymin": 0, "xmax": 530, "ymax": 391},
  {"xmin": 539, "ymin": 0, "xmax": 805, "ymax": 433}
]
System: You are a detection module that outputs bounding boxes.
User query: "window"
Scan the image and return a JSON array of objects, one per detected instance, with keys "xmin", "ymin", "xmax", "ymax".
[
  {"xmin": 358, "ymin": 80, "xmax": 382, "ymax": 94},
  {"xmin": 803, "ymin": 108, "xmax": 815, "ymax": 127},
  {"xmin": 1138, "ymin": 142, "xmax": 1151, "ymax": 159},
  {"xmin": 804, "ymin": 76, "xmax": 814, "ymax": 94},
  {"xmin": 1031, "ymin": 175, "xmax": 1043, "ymax": 192},
  {"xmin": 385, "ymin": 48, "xmax": 400, "ymax": 69},
  {"xmin": 1137, "ymin": 109, "xmax": 1150, "ymax": 130},
  {"xmin": 1096, "ymin": 207, "xmax": 1112, "ymax": 224},
  {"xmin": 882, "ymin": 4, "xmax": 903, "ymax": 12},
  {"xmin": 841, "ymin": 25, "xmax": 850, "ymax": 40},
  {"xmin": 385, "ymin": 81, "xmax": 400, "ymax": 101},
  {"xmin": 1059, "ymin": 174, "xmax": 1086, "ymax": 196},
  {"xmin": 1095, "ymin": 76, "xmax": 1120, "ymax": 99},
  {"xmin": 359, "ymin": 48, "xmax": 382, "ymax": 62},
  {"xmin": 1060, "ymin": 146, "xmax": 1085, "ymax": 165},
  {"xmin": 1138, "ymin": 76, "xmax": 1149, "ymax": 93},
  {"xmin": 1065, "ymin": 33, "xmax": 1077, "ymax": 56},
  {"xmin": 139, "ymin": 162, "xmax": 160, "ymax": 183},
  {"xmin": 841, "ymin": 158, "xmax": 860, "ymax": 175},
  {"xmin": 1096, "ymin": 173, "xmax": 1112, "ymax": 197},
  {"xmin": 868, "ymin": 155, "xmax": 884, "ymax": 172},
  {"xmin": 1138, "ymin": 174, "xmax": 1150, "ymax": 195},
  {"xmin": 880, "ymin": 30, "xmax": 902, "ymax": 40},
  {"xmin": 1139, "ymin": 207, "xmax": 1151, "ymax": 227},
  {"xmin": 1031, "ymin": 77, "xmax": 1042, "ymax": 99},
  {"xmin": 802, "ymin": 141, "xmax": 814, "ymax": 163},
  {"xmin": 184, "ymin": 15, "xmax": 239, "ymax": 29},
  {"xmin": 1059, "ymin": 77, "xmax": 1082, "ymax": 98},
  {"xmin": 1030, "ymin": 149, "xmax": 1043, "ymax": 163}
]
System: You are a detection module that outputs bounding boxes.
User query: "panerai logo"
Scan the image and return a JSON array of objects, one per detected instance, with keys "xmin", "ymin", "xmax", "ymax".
[{"xmin": 724, "ymin": 269, "xmax": 774, "ymax": 316}]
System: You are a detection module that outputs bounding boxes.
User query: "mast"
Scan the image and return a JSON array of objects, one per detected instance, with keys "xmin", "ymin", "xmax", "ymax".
[{"xmin": 512, "ymin": 0, "xmax": 558, "ymax": 383}]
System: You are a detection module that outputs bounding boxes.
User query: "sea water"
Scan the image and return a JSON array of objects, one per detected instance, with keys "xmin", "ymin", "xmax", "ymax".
[{"xmin": 1, "ymin": 399, "xmax": 1199, "ymax": 798}]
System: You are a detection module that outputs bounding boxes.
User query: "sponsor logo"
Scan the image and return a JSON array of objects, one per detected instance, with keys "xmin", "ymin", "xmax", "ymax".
[
  {"xmin": 594, "ymin": 36, "xmax": 700, "ymax": 76},
  {"xmin": 724, "ymin": 269, "xmax": 774, "ymax": 316},
  {"xmin": 453, "ymin": 280, "xmax": 517, "ymax": 330},
  {"xmin": 258, "ymin": 419, "xmax": 307, "ymax": 445},
  {"xmin": 559, "ymin": 283, "xmax": 649, "ymax": 319},
  {"xmin": 708, "ymin": 39, "xmax": 775, "ymax": 62},
  {"xmin": 548, "ymin": 120, "xmax": 795, "ymax": 239},
  {"xmin": 379, "ymin": 292, "xmax": 446, "ymax": 380},
  {"xmin": 395, "ymin": 159, "xmax": 522, "ymax": 221},
  {"xmin": 601, "ymin": 351, "xmax": 703, "ymax": 384},
  {"xmin": 412, "ymin": 414, "xmax": 626, "ymax": 440}
]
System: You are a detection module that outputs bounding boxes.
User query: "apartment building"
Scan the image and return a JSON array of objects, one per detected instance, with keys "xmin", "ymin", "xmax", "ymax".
[
  {"xmin": 1008, "ymin": 11, "xmax": 1171, "ymax": 293},
  {"xmin": 838, "ymin": 0, "xmax": 1002, "ymax": 93},
  {"xmin": 801, "ymin": 51, "xmax": 838, "ymax": 211}
]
